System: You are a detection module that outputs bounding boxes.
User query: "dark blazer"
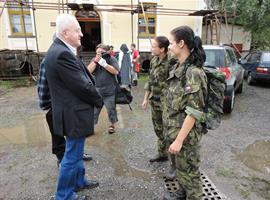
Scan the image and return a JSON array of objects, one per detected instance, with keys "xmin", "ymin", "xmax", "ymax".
[{"xmin": 44, "ymin": 38, "xmax": 103, "ymax": 138}]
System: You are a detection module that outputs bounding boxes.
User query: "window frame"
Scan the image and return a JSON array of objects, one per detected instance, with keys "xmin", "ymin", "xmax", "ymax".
[
  {"xmin": 7, "ymin": 0, "xmax": 33, "ymax": 37},
  {"xmin": 138, "ymin": 3, "xmax": 157, "ymax": 38}
]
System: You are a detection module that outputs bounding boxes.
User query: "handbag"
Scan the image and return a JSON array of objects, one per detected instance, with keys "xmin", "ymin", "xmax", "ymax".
[{"xmin": 115, "ymin": 84, "xmax": 133, "ymax": 105}]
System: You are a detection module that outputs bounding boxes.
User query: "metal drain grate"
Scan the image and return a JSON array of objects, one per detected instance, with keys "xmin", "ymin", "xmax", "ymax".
[{"xmin": 163, "ymin": 171, "xmax": 227, "ymax": 200}]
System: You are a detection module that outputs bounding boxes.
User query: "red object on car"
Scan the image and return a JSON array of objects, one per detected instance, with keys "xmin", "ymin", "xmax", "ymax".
[
  {"xmin": 218, "ymin": 67, "xmax": 231, "ymax": 80},
  {"xmin": 256, "ymin": 67, "xmax": 268, "ymax": 73}
]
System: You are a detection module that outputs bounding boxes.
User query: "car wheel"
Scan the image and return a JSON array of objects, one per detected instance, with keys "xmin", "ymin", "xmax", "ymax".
[
  {"xmin": 236, "ymin": 82, "xmax": 243, "ymax": 94},
  {"xmin": 247, "ymin": 73, "xmax": 255, "ymax": 85},
  {"xmin": 224, "ymin": 88, "xmax": 235, "ymax": 113}
]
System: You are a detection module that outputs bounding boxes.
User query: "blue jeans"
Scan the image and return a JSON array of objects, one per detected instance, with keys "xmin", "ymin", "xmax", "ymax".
[{"xmin": 56, "ymin": 137, "xmax": 86, "ymax": 200}]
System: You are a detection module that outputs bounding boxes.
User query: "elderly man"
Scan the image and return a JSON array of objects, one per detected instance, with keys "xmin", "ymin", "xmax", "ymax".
[
  {"xmin": 44, "ymin": 14, "xmax": 103, "ymax": 200},
  {"xmin": 38, "ymin": 56, "xmax": 94, "ymax": 167}
]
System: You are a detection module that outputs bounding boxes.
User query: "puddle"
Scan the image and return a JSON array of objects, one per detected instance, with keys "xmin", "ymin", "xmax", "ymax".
[
  {"xmin": 0, "ymin": 114, "xmax": 51, "ymax": 146},
  {"xmin": 87, "ymin": 130, "xmax": 151, "ymax": 181},
  {"xmin": 87, "ymin": 108, "xmax": 151, "ymax": 181},
  {"xmin": 0, "ymin": 108, "xmax": 151, "ymax": 180},
  {"xmin": 236, "ymin": 140, "xmax": 270, "ymax": 174}
]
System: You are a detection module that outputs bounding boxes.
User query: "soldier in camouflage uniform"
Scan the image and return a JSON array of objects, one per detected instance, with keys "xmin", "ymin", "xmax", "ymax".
[
  {"xmin": 163, "ymin": 26, "xmax": 208, "ymax": 200},
  {"xmin": 142, "ymin": 36, "xmax": 171, "ymax": 163}
]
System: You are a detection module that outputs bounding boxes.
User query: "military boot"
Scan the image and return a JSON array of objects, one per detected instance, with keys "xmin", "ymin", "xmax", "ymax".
[
  {"xmin": 165, "ymin": 165, "xmax": 176, "ymax": 180},
  {"xmin": 149, "ymin": 154, "xmax": 168, "ymax": 163},
  {"xmin": 165, "ymin": 154, "xmax": 176, "ymax": 180},
  {"xmin": 163, "ymin": 190, "xmax": 186, "ymax": 200}
]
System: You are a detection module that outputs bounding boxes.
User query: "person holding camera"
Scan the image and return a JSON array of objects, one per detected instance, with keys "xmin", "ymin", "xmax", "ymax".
[{"xmin": 87, "ymin": 44, "xmax": 119, "ymax": 134}]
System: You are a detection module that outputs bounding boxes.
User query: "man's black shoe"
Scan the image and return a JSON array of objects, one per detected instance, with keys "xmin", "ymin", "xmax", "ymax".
[
  {"xmin": 83, "ymin": 153, "xmax": 92, "ymax": 161},
  {"xmin": 75, "ymin": 180, "xmax": 99, "ymax": 192},
  {"xmin": 149, "ymin": 155, "xmax": 168, "ymax": 163}
]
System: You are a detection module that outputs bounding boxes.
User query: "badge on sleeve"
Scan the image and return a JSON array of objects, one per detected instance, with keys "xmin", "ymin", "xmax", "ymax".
[{"xmin": 184, "ymin": 85, "xmax": 192, "ymax": 93}]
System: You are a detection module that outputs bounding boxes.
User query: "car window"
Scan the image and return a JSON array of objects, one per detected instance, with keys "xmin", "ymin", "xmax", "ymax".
[
  {"xmin": 261, "ymin": 53, "xmax": 270, "ymax": 62},
  {"xmin": 204, "ymin": 49, "xmax": 225, "ymax": 67},
  {"xmin": 247, "ymin": 53, "xmax": 260, "ymax": 63},
  {"xmin": 225, "ymin": 49, "xmax": 235, "ymax": 65},
  {"xmin": 229, "ymin": 49, "xmax": 237, "ymax": 63},
  {"xmin": 225, "ymin": 50, "xmax": 232, "ymax": 66}
]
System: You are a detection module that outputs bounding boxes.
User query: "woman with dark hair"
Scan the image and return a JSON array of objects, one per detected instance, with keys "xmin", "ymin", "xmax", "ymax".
[
  {"xmin": 142, "ymin": 36, "xmax": 171, "ymax": 163},
  {"xmin": 163, "ymin": 26, "xmax": 208, "ymax": 200}
]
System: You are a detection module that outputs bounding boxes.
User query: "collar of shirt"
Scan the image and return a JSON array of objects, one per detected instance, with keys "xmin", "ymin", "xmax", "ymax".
[
  {"xmin": 157, "ymin": 54, "xmax": 168, "ymax": 66},
  {"xmin": 58, "ymin": 37, "xmax": 77, "ymax": 56}
]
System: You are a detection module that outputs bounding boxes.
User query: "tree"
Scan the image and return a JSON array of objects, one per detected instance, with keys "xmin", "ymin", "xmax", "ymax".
[{"xmin": 207, "ymin": 0, "xmax": 270, "ymax": 50}]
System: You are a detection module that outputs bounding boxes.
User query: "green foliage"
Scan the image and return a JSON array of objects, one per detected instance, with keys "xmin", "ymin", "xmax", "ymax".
[
  {"xmin": 236, "ymin": 0, "xmax": 270, "ymax": 50},
  {"xmin": 208, "ymin": 0, "xmax": 270, "ymax": 50}
]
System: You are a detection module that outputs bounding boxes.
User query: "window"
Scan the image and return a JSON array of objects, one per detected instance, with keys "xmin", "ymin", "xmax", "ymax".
[
  {"xmin": 247, "ymin": 53, "xmax": 260, "ymax": 63},
  {"xmin": 261, "ymin": 53, "xmax": 270, "ymax": 62},
  {"xmin": 7, "ymin": 0, "xmax": 33, "ymax": 36},
  {"xmin": 225, "ymin": 50, "xmax": 232, "ymax": 66},
  {"xmin": 226, "ymin": 49, "xmax": 237, "ymax": 64},
  {"xmin": 138, "ymin": 3, "xmax": 156, "ymax": 38},
  {"xmin": 204, "ymin": 49, "xmax": 225, "ymax": 67}
]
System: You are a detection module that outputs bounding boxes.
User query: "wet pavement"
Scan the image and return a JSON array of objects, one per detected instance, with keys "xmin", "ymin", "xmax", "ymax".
[
  {"xmin": 0, "ymin": 79, "xmax": 270, "ymax": 199},
  {"xmin": 236, "ymin": 140, "xmax": 270, "ymax": 174}
]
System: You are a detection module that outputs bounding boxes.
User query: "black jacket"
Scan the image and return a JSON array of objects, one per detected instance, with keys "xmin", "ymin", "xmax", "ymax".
[{"xmin": 45, "ymin": 38, "xmax": 103, "ymax": 138}]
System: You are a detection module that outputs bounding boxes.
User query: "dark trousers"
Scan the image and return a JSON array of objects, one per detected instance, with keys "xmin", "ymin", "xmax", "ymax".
[
  {"xmin": 46, "ymin": 109, "xmax": 66, "ymax": 162},
  {"xmin": 94, "ymin": 94, "xmax": 118, "ymax": 125}
]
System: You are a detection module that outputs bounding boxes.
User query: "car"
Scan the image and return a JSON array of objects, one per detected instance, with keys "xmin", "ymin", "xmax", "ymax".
[
  {"xmin": 203, "ymin": 45, "xmax": 245, "ymax": 113},
  {"xmin": 239, "ymin": 51, "xmax": 270, "ymax": 85}
]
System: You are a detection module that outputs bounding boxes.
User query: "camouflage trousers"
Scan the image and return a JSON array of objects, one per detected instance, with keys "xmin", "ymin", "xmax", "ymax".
[
  {"xmin": 150, "ymin": 101, "xmax": 167, "ymax": 157},
  {"xmin": 165, "ymin": 126, "xmax": 203, "ymax": 200}
]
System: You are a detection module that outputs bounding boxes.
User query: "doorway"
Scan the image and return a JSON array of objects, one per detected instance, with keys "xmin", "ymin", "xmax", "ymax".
[
  {"xmin": 76, "ymin": 10, "xmax": 101, "ymax": 53},
  {"xmin": 79, "ymin": 21, "xmax": 101, "ymax": 52}
]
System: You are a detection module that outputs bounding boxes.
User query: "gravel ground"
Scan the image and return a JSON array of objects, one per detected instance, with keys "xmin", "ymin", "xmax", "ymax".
[{"xmin": 0, "ymin": 79, "xmax": 269, "ymax": 200}]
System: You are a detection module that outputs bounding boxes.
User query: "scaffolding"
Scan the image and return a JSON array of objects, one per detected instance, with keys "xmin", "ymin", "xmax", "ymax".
[{"xmin": 0, "ymin": 0, "xmax": 224, "ymax": 80}]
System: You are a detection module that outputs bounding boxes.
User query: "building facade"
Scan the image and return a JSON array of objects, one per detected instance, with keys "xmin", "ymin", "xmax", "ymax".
[{"xmin": 0, "ymin": 0, "xmax": 206, "ymax": 52}]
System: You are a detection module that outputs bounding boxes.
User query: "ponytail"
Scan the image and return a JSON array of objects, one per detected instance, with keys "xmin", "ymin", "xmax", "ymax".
[
  {"xmin": 170, "ymin": 26, "xmax": 205, "ymax": 67},
  {"xmin": 189, "ymin": 36, "xmax": 205, "ymax": 67}
]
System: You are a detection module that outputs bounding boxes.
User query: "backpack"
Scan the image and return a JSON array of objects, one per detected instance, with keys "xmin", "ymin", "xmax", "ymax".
[
  {"xmin": 183, "ymin": 66, "xmax": 226, "ymax": 131},
  {"xmin": 202, "ymin": 67, "xmax": 226, "ymax": 130}
]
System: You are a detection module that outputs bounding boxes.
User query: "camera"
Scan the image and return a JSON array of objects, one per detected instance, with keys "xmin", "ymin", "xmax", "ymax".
[{"xmin": 101, "ymin": 52, "xmax": 110, "ymax": 59}]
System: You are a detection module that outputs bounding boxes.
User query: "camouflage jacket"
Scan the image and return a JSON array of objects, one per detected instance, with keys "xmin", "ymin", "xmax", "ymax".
[
  {"xmin": 144, "ymin": 54, "xmax": 170, "ymax": 103},
  {"xmin": 163, "ymin": 61, "xmax": 208, "ymax": 129}
]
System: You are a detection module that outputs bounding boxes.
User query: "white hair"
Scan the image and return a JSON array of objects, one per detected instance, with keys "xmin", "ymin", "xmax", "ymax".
[{"xmin": 55, "ymin": 14, "xmax": 77, "ymax": 38}]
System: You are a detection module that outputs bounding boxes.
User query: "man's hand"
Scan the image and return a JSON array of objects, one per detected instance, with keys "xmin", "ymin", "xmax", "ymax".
[{"xmin": 168, "ymin": 139, "xmax": 183, "ymax": 155}]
